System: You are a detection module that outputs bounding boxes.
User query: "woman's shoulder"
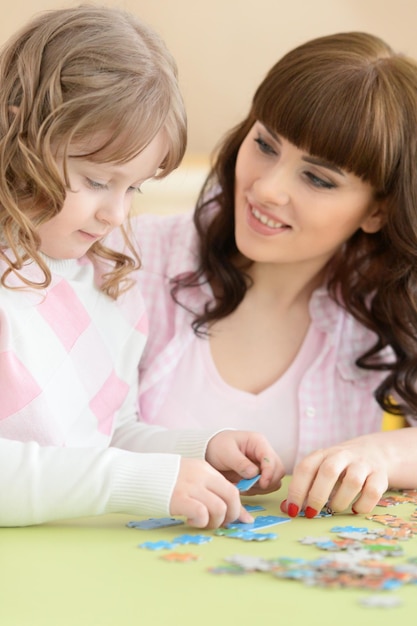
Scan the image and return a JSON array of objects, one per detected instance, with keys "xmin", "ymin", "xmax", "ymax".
[
  {"xmin": 131, "ymin": 211, "xmax": 199, "ymax": 276},
  {"xmin": 133, "ymin": 210, "xmax": 194, "ymax": 245},
  {"xmin": 310, "ymin": 286, "xmax": 395, "ymax": 372}
]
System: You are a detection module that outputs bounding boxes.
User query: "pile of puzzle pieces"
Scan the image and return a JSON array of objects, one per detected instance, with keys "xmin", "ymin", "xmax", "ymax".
[
  {"xmin": 127, "ymin": 487, "xmax": 417, "ymax": 605},
  {"xmin": 208, "ymin": 489, "xmax": 417, "ymax": 595},
  {"xmin": 209, "ymin": 522, "xmax": 417, "ymax": 589}
]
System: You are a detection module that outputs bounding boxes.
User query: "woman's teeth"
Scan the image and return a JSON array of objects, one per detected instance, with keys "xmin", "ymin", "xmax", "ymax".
[{"xmin": 251, "ymin": 207, "xmax": 285, "ymax": 229}]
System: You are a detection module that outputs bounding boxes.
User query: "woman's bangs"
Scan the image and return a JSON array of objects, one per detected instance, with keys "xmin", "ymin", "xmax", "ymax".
[{"xmin": 254, "ymin": 74, "xmax": 398, "ymax": 192}]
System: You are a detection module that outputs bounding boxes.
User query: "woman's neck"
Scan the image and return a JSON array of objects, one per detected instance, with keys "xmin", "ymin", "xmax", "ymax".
[{"xmin": 242, "ymin": 259, "xmax": 326, "ymax": 311}]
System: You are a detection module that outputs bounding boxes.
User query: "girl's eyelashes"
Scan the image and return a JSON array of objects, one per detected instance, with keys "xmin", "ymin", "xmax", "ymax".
[
  {"xmin": 86, "ymin": 177, "xmax": 107, "ymax": 190},
  {"xmin": 254, "ymin": 135, "xmax": 277, "ymax": 156},
  {"xmin": 85, "ymin": 178, "xmax": 143, "ymax": 193}
]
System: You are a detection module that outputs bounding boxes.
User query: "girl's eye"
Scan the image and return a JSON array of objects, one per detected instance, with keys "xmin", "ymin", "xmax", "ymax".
[
  {"xmin": 86, "ymin": 178, "xmax": 107, "ymax": 190},
  {"xmin": 127, "ymin": 186, "xmax": 142, "ymax": 194},
  {"xmin": 254, "ymin": 135, "xmax": 277, "ymax": 156},
  {"xmin": 305, "ymin": 172, "xmax": 336, "ymax": 190}
]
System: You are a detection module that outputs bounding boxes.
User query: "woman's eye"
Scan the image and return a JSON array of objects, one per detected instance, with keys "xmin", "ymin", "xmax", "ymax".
[
  {"xmin": 305, "ymin": 172, "xmax": 336, "ymax": 190},
  {"xmin": 254, "ymin": 136, "xmax": 277, "ymax": 156},
  {"xmin": 127, "ymin": 186, "xmax": 142, "ymax": 194}
]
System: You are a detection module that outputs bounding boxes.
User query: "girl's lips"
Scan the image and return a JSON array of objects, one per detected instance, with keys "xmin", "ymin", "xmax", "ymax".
[{"xmin": 79, "ymin": 230, "xmax": 106, "ymax": 240}]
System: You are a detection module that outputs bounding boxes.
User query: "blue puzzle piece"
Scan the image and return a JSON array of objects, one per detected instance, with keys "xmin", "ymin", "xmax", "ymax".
[
  {"xmin": 244, "ymin": 504, "xmax": 265, "ymax": 512},
  {"xmin": 138, "ymin": 540, "xmax": 175, "ymax": 550},
  {"xmin": 172, "ymin": 534, "xmax": 212, "ymax": 545},
  {"xmin": 236, "ymin": 474, "xmax": 261, "ymax": 492},
  {"xmin": 228, "ymin": 530, "xmax": 277, "ymax": 541},
  {"xmin": 127, "ymin": 517, "xmax": 184, "ymax": 530},
  {"xmin": 330, "ymin": 526, "xmax": 369, "ymax": 533},
  {"xmin": 226, "ymin": 515, "xmax": 290, "ymax": 531}
]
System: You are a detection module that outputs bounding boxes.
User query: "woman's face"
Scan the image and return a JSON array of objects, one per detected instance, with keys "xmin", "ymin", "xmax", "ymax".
[{"xmin": 234, "ymin": 122, "xmax": 384, "ymax": 272}]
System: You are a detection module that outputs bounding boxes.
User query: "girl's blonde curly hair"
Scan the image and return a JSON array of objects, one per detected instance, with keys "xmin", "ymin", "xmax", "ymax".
[{"xmin": 0, "ymin": 4, "xmax": 187, "ymax": 298}]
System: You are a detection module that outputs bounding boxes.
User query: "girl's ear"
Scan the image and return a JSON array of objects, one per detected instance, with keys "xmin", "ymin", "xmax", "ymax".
[{"xmin": 360, "ymin": 198, "xmax": 387, "ymax": 234}]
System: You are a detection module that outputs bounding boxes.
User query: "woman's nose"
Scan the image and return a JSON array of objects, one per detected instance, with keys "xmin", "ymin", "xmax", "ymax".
[{"xmin": 254, "ymin": 166, "xmax": 291, "ymax": 206}]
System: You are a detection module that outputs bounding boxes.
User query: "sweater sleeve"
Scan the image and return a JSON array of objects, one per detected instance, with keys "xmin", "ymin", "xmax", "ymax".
[
  {"xmin": 0, "ymin": 436, "xmax": 179, "ymax": 527},
  {"xmin": 0, "ymin": 363, "xmax": 222, "ymax": 527}
]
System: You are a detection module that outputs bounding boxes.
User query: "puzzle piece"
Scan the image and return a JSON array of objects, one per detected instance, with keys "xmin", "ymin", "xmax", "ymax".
[
  {"xmin": 127, "ymin": 517, "xmax": 184, "ymax": 530},
  {"xmin": 225, "ymin": 554, "xmax": 272, "ymax": 572},
  {"xmin": 244, "ymin": 504, "xmax": 265, "ymax": 512},
  {"xmin": 227, "ymin": 515, "xmax": 290, "ymax": 531},
  {"xmin": 226, "ymin": 530, "xmax": 277, "ymax": 542},
  {"xmin": 366, "ymin": 513, "xmax": 417, "ymax": 534},
  {"xmin": 359, "ymin": 594, "xmax": 402, "ymax": 608},
  {"xmin": 172, "ymin": 534, "xmax": 212, "ymax": 545},
  {"xmin": 208, "ymin": 564, "xmax": 246, "ymax": 575},
  {"xmin": 138, "ymin": 540, "xmax": 175, "ymax": 550},
  {"xmin": 331, "ymin": 526, "xmax": 369, "ymax": 533},
  {"xmin": 235, "ymin": 474, "xmax": 261, "ymax": 492},
  {"xmin": 299, "ymin": 536, "xmax": 332, "ymax": 546},
  {"xmin": 160, "ymin": 552, "xmax": 199, "ymax": 563}
]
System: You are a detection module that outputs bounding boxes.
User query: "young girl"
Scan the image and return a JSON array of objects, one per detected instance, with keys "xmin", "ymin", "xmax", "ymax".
[
  {"xmin": 125, "ymin": 32, "xmax": 417, "ymax": 518},
  {"xmin": 0, "ymin": 4, "xmax": 283, "ymax": 528}
]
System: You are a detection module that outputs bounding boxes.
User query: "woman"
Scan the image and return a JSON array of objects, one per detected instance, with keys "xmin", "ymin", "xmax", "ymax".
[{"xmin": 121, "ymin": 32, "xmax": 417, "ymax": 516}]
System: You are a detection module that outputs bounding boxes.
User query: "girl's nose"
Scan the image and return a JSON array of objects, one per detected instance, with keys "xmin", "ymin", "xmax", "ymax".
[{"xmin": 96, "ymin": 196, "xmax": 129, "ymax": 228}]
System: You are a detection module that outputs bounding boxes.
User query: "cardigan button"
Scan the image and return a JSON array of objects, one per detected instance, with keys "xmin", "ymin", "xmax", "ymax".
[{"xmin": 306, "ymin": 406, "xmax": 316, "ymax": 418}]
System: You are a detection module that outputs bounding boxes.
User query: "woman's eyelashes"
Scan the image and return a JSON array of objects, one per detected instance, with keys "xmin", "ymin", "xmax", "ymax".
[
  {"xmin": 254, "ymin": 135, "xmax": 277, "ymax": 156},
  {"xmin": 254, "ymin": 133, "xmax": 337, "ymax": 190},
  {"xmin": 304, "ymin": 171, "xmax": 336, "ymax": 190}
]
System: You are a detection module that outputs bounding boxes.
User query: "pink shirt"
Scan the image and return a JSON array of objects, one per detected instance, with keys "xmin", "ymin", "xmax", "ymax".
[
  {"xmin": 119, "ymin": 211, "xmax": 401, "ymax": 470},
  {"xmin": 152, "ymin": 320, "xmax": 325, "ymax": 473}
]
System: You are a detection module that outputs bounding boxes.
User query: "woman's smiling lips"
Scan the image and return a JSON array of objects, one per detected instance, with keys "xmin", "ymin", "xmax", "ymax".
[{"xmin": 246, "ymin": 202, "xmax": 291, "ymax": 236}]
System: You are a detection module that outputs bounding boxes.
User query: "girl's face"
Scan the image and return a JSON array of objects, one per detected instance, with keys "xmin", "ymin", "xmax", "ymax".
[
  {"xmin": 37, "ymin": 130, "xmax": 167, "ymax": 259},
  {"xmin": 234, "ymin": 122, "xmax": 384, "ymax": 272}
]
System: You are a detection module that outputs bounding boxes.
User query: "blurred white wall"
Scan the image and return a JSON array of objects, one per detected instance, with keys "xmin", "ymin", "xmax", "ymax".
[
  {"xmin": 3, "ymin": 0, "xmax": 417, "ymax": 213},
  {"xmin": 3, "ymin": 0, "xmax": 417, "ymax": 155}
]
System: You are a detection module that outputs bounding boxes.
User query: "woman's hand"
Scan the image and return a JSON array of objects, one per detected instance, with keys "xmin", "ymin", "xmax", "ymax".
[
  {"xmin": 281, "ymin": 428, "xmax": 416, "ymax": 518},
  {"xmin": 205, "ymin": 430, "xmax": 285, "ymax": 494}
]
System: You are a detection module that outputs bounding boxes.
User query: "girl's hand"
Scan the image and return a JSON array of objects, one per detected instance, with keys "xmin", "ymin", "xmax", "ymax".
[
  {"xmin": 205, "ymin": 430, "xmax": 285, "ymax": 494},
  {"xmin": 281, "ymin": 429, "xmax": 415, "ymax": 518},
  {"xmin": 170, "ymin": 458, "xmax": 253, "ymax": 528}
]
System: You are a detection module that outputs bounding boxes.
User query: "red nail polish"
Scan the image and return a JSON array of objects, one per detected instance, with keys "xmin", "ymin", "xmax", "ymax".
[
  {"xmin": 288, "ymin": 503, "xmax": 299, "ymax": 517},
  {"xmin": 280, "ymin": 499, "xmax": 287, "ymax": 513},
  {"xmin": 305, "ymin": 506, "xmax": 318, "ymax": 519},
  {"xmin": 352, "ymin": 506, "xmax": 359, "ymax": 515}
]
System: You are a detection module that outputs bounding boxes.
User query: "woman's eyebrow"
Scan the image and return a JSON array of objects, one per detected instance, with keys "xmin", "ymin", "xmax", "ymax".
[{"xmin": 302, "ymin": 155, "xmax": 345, "ymax": 176}]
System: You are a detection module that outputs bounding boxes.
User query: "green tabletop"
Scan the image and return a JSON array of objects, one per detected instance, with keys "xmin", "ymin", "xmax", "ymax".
[{"xmin": 1, "ymin": 478, "xmax": 416, "ymax": 626}]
